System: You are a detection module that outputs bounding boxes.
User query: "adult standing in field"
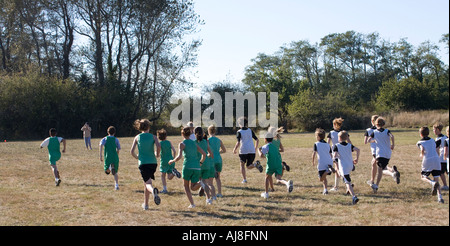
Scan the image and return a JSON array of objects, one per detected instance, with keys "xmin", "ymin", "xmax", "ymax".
[
  {"xmin": 81, "ymin": 122, "xmax": 92, "ymax": 150},
  {"xmin": 131, "ymin": 119, "xmax": 162, "ymax": 210}
]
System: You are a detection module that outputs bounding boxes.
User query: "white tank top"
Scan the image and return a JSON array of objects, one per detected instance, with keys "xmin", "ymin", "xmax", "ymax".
[{"xmin": 238, "ymin": 128, "xmax": 256, "ymax": 154}]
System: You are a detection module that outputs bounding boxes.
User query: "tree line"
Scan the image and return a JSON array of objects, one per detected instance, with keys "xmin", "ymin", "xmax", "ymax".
[
  {"xmin": 0, "ymin": 0, "xmax": 201, "ymax": 139},
  {"xmin": 242, "ymin": 31, "xmax": 449, "ymax": 131}
]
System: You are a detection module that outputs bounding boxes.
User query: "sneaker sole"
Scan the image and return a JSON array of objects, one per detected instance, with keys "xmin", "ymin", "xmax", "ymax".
[{"xmin": 153, "ymin": 188, "xmax": 161, "ymax": 205}]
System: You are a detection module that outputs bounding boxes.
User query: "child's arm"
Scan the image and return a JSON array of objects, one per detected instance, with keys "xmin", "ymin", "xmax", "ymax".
[
  {"xmin": 40, "ymin": 138, "xmax": 49, "ymax": 148},
  {"xmin": 311, "ymin": 151, "xmax": 317, "ymax": 167},
  {"xmin": 207, "ymin": 140, "xmax": 214, "ymax": 159},
  {"xmin": 154, "ymin": 135, "xmax": 161, "ymax": 158},
  {"xmin": 99, "ymin": 144, "xmax": 104, "ymax": 162},
  {"xmin": 353, "ymin": 146, "xmax": 360, "ymax": 164},
  {"xmin": 197, "ymin": 144, "xmax": 207, "ymax": 164},
  {"xmin": 220, "ymin": 140, "xmax": 227, "ymax": 154},
  {"xmin": 254, "ymin": 138, "xmax": 259, "ymax": 153},
  {"xmin": 170, "ymin": 142, "xmax": 177, "ymax": 158},
  {"xmin": 418, "ymin": 145, "xmax": 425, "ymax": 158},
  {"xmin": 233, "ymin": 141, "xmax": 240, "ymax": 154},
  {"xmin": 169, "ymin": 142, "xmax": 184, "ymax": 164},
  {"xmin": 444, "ymin": 145, "xmax": 448, "ymax": 159},
  {"xmin": 61, "ymin": 139, "xmax": 66, "ymax": 153},
  {"xmin": 279, "ymin": 141, "xmax": 284, "ymax": 153},
  {"xmin": 130, "ymin": 136, "xmax": 139, "ymax": 160},
  {"xmin": 389, "ymin": 132, "xmax": 395, "ymax": 150},
  {"xmin": 257, "ymin": 146, "xmax": 265, "ymax": 158}
]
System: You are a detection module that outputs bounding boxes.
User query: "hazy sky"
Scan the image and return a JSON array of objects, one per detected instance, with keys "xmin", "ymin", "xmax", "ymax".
[{"xmin": 185, "ymin": 0, "xmax": 449, "ymax": 89}]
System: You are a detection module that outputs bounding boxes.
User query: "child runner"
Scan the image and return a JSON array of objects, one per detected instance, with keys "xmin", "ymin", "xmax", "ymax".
[
  {"xmin": 269, "ymin": 126, "xmax": 291, "ymax": 172},
  {"xmin": 327, "ymin": 117, "xmax": 352, "ymax": 191},
  {"xmin": 433, "ymin": 122, "xmax": 449, "ymax": 190},
  {"xmin": 367, "ymin": 117, "xmax": 400, "ymax": 193},
  {"xmin": 333, "ymin": 131, "xmax": 360, "ymax": 205},
  {"xmin": 364, "ymin": 115, "xmax": 379, "ymax": 191},
  {"xmin": 258, "ymin": 131, "xmax": 293, "ymax": 199},
  {"xmin": 208, "ymin": 125, "xmax": 227, "ymax": 198},
  {"xmin": 232, "ymin": 117, "xmax": 263, "ymax": 184},
  {"xmin": 445, "ymin": 126, "xmax": 449, "ymax": 180},
  {"xmin": 417, "ymin": 127, "xmax": 445, "ymax": 204},
  {"xmin": 195, "ymin": 127, "xmax": 216, "ymax": 205},
  {"xmin": 312, "ymin": 128, "xmax": 336, "ymax": 195},
  {"xmin": 169, "ymin": 127, "xmax": 207, "ymax": 208},
  {"xmin": 40, "ymin": 128, "xmax": 66, "ymax": 186},
  {"xmin": 99, "ymin": 126, "xmax": 121, "ymax": 190},
  {"xmin": 158, "ymin": 129, "xmax": 181, "ymax": 194},
  {"xmin": 130, "ymin": 119, "xmax": 162, "ymax": 210}
]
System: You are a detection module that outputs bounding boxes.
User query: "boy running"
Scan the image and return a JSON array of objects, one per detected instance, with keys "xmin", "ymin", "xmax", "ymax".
[
  {"xmin": 333, "ymin": 131, "xmax": 360, "ymax": 205},
  {"xmin": 158, "ymin": 129, "xmax": 180, "ymax": 194},
  {"xmin": 40, "ymin": 128, "xmax": 66, "ymax": 186},
  {"xmin": 367, "ymin": 117, "xmax": 400, "ymax": 193},
  {"xmin": 417, "ymin": 127, "xmax": 445, "ymax": 203},
  {"xmin": 233, "ymin": 117, "xmax": 263, "ymax": 184},
  {"xmin": 257, "ymin": 131, "xmax": 293, "ymax": 199},
  {"xmin": 99, "ymin": 126, "xmax": 121, "ymax": 190},
  {"xmin": 312, "ymin": 128, "xmax": 336, "ymax": 195}
]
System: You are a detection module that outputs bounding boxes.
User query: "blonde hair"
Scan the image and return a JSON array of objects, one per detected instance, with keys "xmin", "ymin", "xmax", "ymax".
[
  {"xmin": 134, "ymin": 119, "xmax": 151, "ymax": 132},
  {"xmin": 268, "ymin": 126, "xmax": 284, "ymax": 139},
  {"xmin": 208, "ymin": 125, "xmax": 216, "ymax": 135},
  {"xmin": 371, "ymin": 115, "xmax": 379, "ymax": 123},
  {"xmin": 333, "ymin": 117, "xmax": 344, "ymax": 129},
  {"xmin": 338, "ymin": 131, "xmax": 349, "ymax": 141}
]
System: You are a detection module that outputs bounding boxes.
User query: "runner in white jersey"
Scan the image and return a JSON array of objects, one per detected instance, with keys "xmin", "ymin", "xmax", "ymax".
[
  {"xmin": 332, "ymin": 131, "xmax": 360, "ymax": 205},
  {"xmin": 327, "ymin": 118, "xmax": 352, "ymax": 192},
  {"xmin": 364, "ymin": 115, "xmax": 380, "ymax": 190},
  {"xmin": 312, "ymin": 128, "xmax": 336, "ymax": 195},
  {"xmin": 433, "ymin": 122, "xmax": 449, "ymax": 190},
  {"xmin": 417, "ymin": 126, "xmax": 444, "ymax": 203},
  {"xmin": 232, "ymin": 117, "xmax": 263, "ymax": 183},
  {"xmin": 367, "ymin": 117, "xmax": 400, "ymax": 193}
]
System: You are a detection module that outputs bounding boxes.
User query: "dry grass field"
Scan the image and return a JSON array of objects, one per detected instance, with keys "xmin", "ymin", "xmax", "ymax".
[{"xmin": 0, "ymin": 129, "xmax": 448, "ymax": 226}]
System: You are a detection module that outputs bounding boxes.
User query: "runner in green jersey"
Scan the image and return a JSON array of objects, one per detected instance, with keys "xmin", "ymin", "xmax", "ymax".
[
  {"xmin": 40, "ymin": 128, "xmax": 66, "ymax": 186},
  {"xmin": 157, "ymin": 129, "xmax": 180, "ymax": 194},
  {"xmin": 257, "ymin": 131, "xmax": 293, "ymax": 199},
  {"xmin": 99, "ymin": 126, "xmax": 121, "ymax": 190},
  {"xmin": 169, "ymin": 127, "xmax": 206, "ymax": 208},
  {"xmin": 131, "ymin": 119, "xmax": 161, "ymax": 210},
  {"xmin": 208, "ymin": 125, "xmax": 227, "ymax": 198}
]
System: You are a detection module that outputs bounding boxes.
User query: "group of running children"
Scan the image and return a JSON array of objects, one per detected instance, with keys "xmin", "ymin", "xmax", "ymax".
[{"xmin": 40, "ymin": 116, "xmax": 449, "ymax": 209}]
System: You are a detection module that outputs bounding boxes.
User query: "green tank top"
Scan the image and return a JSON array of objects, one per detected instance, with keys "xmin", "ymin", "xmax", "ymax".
[
  {"xmin": 160, "ymin": 140, "xmax": 173, "ymax": 162},
  {"xmin": 271, "ymin": 139, "xmax": 283, "ymax": 161},
  {"xmin": 183, "ymin": 139, "xmax": 200, "ymax": 170},
  {"xmin": 265, "ymin": 143, "xmax": 282, "ymax": 170},
  {"xmin": 208, "ymin": 136, "xmax": 222, "ymax": 164},
  {"xmin": 197, "ymin": 139, "xmax": 211, "ymax": 170},
  {"xmin": 137, "ymin": 133, "xmax": 157, "ymax": 165},
  {"xmin": 48, "ymin": 137, "xmax": 61, "ymax": 163},
  {"xmin": 104, "ymin": 136, "xmax": 119, "ymax": 164}
]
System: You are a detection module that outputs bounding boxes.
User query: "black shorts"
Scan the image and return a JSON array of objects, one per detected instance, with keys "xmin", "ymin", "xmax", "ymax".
[
  {"xmin": 318, "ymin": 170, "xmax": 331, "ymax": 178},
  {"xmin": 139, "ymin": 164, "xmax": 157, "ymax": 182},
  {"xmin": 376, "ymin": 157, "xmax": 390, "ymax": 170},
  {"xmin": 441, "ymin": 163, "xmax": 448, "ymax": 174},
  {"xmin": 239, "ymin": 154, "xmax": 256, "ymax": 167},
  {"xmin": 342, "ymin": 174, "xmax": 352, "ymax": 184},
  {"xmin": 422, "ymin": 170, "xmax": 442, "ymax": 178}
]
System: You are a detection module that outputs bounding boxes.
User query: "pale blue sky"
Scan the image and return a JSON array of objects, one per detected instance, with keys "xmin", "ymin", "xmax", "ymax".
[{"xmin": 186, "ymin": 0, "xmax": 449, "ymax": 88}]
